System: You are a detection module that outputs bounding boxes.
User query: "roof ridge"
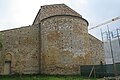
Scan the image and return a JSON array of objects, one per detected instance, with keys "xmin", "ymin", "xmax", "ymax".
[{"xmin": 41, "ymin": 3, "xmax": 65, "ymax": 7}]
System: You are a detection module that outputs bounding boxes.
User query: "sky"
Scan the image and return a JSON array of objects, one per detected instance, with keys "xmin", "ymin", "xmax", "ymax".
[{"xmin": 0, "ymin": 0, "xmax": 120, "ymax": 39}]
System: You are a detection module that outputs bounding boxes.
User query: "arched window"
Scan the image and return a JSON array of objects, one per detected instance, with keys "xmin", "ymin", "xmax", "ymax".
[{"xmin": 5, "ymin": 53, "xmax": 12, "ymax": 61}]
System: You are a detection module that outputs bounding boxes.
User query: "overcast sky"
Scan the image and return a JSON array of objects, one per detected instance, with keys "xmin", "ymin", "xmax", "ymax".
[{"xmin": 0, "ymin": 0, "xmax": 120, "ymax": 39}]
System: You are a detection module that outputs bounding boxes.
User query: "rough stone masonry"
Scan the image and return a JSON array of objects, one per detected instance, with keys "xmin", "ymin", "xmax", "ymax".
[{"xmin": 0, "ymin": 4, "xmax": 105, "ymax": 75}]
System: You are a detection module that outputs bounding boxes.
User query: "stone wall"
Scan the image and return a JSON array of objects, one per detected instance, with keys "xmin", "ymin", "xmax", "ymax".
[
  {"xmin": 0, "ymin": 24, "xmax": 40, "ymax": 74},
  {"xmin": 84, "ymin": 34, "xmax": 105, "ymax": 65},
  {"xmin": 40, "ymin": 15, "xmax": 88, "ymax": 74}
]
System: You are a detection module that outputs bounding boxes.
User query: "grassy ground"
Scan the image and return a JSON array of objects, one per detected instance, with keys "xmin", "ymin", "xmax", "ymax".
[{"xmin": 0, "ymin": 75, "xmax": 97, "ymax": 80}]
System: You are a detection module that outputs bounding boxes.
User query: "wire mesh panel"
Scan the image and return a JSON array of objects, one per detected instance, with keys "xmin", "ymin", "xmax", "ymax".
[
  {"xmin": 80, "ymin": 65, "xmax": 93, "ymax": 77},
  {"xmin": 80, "ymin": 63, "xmax": 120, "ymax": 78},
  {"xmin": 80, "ymin": 65, "xmax": 107, "ymax": 78},
  {"xmin": 116, "ymin": 63, "xmax": 120, "ymax": 75}
]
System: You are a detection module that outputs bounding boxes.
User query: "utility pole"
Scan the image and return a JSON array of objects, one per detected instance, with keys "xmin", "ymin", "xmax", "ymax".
[{"xmin": 107, "ymin": 26, "xmax": 118, "ymax": 80}]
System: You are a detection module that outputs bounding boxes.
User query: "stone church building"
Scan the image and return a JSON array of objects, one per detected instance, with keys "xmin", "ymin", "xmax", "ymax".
[{"xmin": 0, "ymin": 4, "xmax": 105, "ymax": 75}]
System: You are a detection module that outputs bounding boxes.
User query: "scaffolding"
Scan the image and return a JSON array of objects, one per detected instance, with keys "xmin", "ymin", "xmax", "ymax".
[
  {"xmin": 99, "ymin": 27, "xmax": 120, "ymax": 80},
  {"xmin": 89, "ymin": 16, "xmax": 120, "ymax": 79},
  {"xmin": 101, "ymin": 28, "xmax": 120, "ymax": 64}
]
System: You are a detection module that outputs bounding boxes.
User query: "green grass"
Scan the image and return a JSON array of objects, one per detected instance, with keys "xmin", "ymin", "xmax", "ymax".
[{"xmin": 0, "ymin": 75, "xmax": 97, "ymax": 80}]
